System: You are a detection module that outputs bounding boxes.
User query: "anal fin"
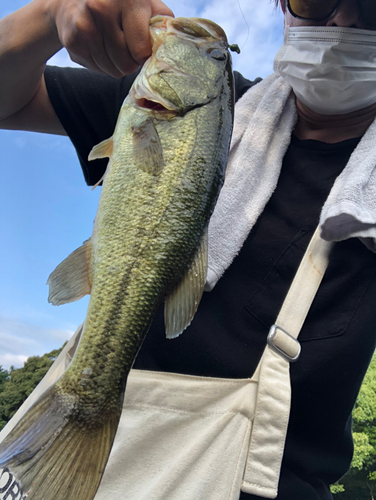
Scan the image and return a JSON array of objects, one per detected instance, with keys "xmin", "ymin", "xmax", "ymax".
[
  {"xmin": 47, "ymin": 239, "xmax": 92, "ymax": 305},
  {"xmin": 165, "ymin": 228, "xmax": 208, "ymax": 338}
]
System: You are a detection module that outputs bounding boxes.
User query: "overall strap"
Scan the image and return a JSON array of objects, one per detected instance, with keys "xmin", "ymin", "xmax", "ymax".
[{"xmin": 242, "ymin": 226, "xmax": 333, "ymax": 498}]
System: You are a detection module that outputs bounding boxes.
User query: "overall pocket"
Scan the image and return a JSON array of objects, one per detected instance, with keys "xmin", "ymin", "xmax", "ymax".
[
  {"xmin": 245, "ymin": 231, "xmax": 375, "ymax": 342},
  {"xmin": 95, "ymin": 370, "xmax": 259, "ymax": 500}
]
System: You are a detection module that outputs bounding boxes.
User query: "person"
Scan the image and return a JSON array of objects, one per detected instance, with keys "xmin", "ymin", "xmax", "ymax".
[{"xmin": 1, "ymin": 0, "xmax": 376, "ymax": 499}]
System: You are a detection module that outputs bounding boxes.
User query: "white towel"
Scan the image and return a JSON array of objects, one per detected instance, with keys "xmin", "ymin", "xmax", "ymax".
[
  {"xmin": 320, "ymin": 119, "xmax": 376, "ymax": 251},
  {"xmin": 206, "ymin": 73, "xmax": 376, "ymax": 290}
]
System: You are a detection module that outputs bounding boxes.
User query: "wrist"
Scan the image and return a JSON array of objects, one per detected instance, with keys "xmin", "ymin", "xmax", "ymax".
[{"xmin": 27, "ymin": 0, "xmax": 64, "ymax": 57}]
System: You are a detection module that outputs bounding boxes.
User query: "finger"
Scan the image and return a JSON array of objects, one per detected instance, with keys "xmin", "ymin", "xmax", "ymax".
[
  {"xmin": 96, "ymin": 11, "xmax": 141, "ymax": 75},
  {"xmin": 68, "ymin": 50, "xmax": 107, "ymax": 74},
  {"xmin": 89, "ymin": 32, "xmax": 128, "ymax": 77},
  {"xmin": 57, "ymin": 9, "xmax": 112, "ymax": 75},
  {"xmin": 102, "ymin": 31, "xmax": 140, "ymax": 76},
  {"xmin": 67, "ymin": 31, "xmax": 123, "ymax": 77},
  {"xmin": 84, "ymin": 4, "xmax": 132, "ymax": 77},
  {"xmin": 120, "ymin": 0, "xmax": 156, "ymax": 66},
  {"xmin": 90, "ymin": 44, "xmax": 127, "ymax": 78},
  {"xmin": 90, "ymin": 0, "xmax": 175, "ymax": 75}
]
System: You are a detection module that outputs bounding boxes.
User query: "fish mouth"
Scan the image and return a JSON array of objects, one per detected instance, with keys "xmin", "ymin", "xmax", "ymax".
[
  {"xmin": 130, "ymin": 61, "xmax": 181, "ymax": 114},
  {"xmin": 130, "ymin": 79, "xmax": 179, "ymax": 114},
  {"xmin": 129, "ymin": 19, "xmax": 182, "ymax": 113},
  {"xmin": 131, "ymin": 15, "xmax": 228, "ymax": 115},
  {"xmin": 135, "ymin": 98, "xmax": 170, "ymax": 112}
]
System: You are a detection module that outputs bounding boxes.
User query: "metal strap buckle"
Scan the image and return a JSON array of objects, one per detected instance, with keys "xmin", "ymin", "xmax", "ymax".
[{"xmin": 267, "ymin": 325, "xmax": 301, "ymax": 363}]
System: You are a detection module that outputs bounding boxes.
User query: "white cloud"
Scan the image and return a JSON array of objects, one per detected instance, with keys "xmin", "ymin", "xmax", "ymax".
[
  {"xmin": 0, "ymin": 354, "xmax": 27, "ymax": 370},
  {"xmin": 0, "ymin": 315, "xmax": 74, "ymax": 369},
  {"xmin": 166, "ymin": 0, "xmax": 284, "ymax": 78},
  {"xmin": 13, "ymin": 136, "xmax": 27, "ymax": 149},
  {"xmin": 198, "ymin": 0, "xmax": 284, "ymax": 77}
]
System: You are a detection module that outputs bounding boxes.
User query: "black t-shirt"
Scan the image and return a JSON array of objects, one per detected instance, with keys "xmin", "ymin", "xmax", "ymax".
[{"xmin": 45, "ymin": 66, "xmax": 376, "ymax": 500}]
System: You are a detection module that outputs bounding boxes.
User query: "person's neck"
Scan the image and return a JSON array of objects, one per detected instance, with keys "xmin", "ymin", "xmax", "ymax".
[{"xmin": 293, "ymin": 98, "xmax": 376, "ymax": 143}]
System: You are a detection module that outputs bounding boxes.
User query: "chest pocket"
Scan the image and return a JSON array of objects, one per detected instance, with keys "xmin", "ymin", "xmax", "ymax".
[{"xmin": 245, "ymin": 229, "xmax": 376, "ymax": 342}]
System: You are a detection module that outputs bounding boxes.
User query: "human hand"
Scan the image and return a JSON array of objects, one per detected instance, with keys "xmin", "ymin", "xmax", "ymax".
[{"xmin": 47, "ymin": 0, "xmax": 174, "ymax": 77}]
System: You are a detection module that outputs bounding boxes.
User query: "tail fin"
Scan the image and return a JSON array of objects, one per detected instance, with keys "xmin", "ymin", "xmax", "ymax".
[{"xmin": 0, "ymin": 384, "xmax": 121, "ymax": 500}]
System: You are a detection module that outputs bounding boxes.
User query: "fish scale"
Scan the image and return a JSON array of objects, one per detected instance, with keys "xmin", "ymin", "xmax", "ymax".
[{"xmin": 0, "ymin": 15, "xmax": 235, "ymax": 500}]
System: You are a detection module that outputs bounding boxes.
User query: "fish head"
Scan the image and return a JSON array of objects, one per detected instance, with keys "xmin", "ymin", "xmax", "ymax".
[{"xmin": 131, "ymin": 16, "xmax": 233, "ymax": 115}]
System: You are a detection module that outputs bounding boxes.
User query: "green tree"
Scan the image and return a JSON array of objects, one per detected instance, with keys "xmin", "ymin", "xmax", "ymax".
[
  {"xmin": 331, "ymin": 354, "xmax": 376, "ymax": 499},
  {"xmin": 0, "ymin": 366, "xmax": 9, "ymax": 393},
  {"xmin": 0, "ymin": 345, "xmax": 64, "ymax": 431}
]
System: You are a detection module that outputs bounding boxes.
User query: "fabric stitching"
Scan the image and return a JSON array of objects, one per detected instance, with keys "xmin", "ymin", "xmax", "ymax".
[
  {"xmin": 123, "ymin": 401, "xmax": 255, "ymax": 417},
  {"xmin": 230, "ymin": 420, "xmax": 252, "ymax": 499},
  {"xmin": 243, "ymin": 351, "xmax": 269, "ymax": 477},
  {"xmin": 291, "ymin": 28, "xmax": 376, "ymax": 35},
  {"xmin": 243, "ymin": 350, "xmax": 290, "ymax": 493},
  {"xmin": 290, "ymin": 28, "xmax": 376, "ymax": 36},
  {"xmin": 272, "ymin": 382, "xmax": 292, "ymax": 489},
  {"xmin": 131, "ymin": 370, "xmax": 256, "ymax": 385},
  {"xmin": 242, "ymin": 481, "xmax": 275, "ymax": 491},
  {"xmin": 288, "ymin": 37, "xmax": 376, "ymax": 46}
]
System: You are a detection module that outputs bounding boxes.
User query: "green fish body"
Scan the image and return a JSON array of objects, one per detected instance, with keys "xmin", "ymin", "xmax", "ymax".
[{"xmin": 0, "ymin": 16, "xmax": 234, "ymax": 500}]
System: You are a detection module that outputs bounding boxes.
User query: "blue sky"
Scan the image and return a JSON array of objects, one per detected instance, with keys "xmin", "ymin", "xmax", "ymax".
[{"xmin": 0, "ymin": 0, "xmax": 284, "ymax": 369}]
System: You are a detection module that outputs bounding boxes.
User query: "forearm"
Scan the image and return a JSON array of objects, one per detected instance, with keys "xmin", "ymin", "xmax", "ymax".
[{"xmin": 0, "ymin": 0, "xmax": 62, "ymax": 121}]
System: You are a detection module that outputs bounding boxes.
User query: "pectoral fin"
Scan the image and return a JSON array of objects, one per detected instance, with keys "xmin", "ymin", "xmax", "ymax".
[
  {"xmin": 165, "ymin": 229, "xmax": 208, "ymax": 338},
  {"xmin": 132, "ymin": 119, "xmax": 164, "ymax": 175},
  {"xmin": 88, "ymin": 137, "xmax": 113, "ymax": 161},
  {"xmin": 47, "ymin": 239, "xmax": 92, "ymax": 305},
  {"xmin": 88, "ymin": 138, "xmax": 113, "ymax": 189}
]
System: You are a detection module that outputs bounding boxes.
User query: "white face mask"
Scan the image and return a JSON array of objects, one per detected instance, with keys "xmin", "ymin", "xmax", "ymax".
[{"xmin": 274, "ymin": 26, "xmax": 376, "ymax": 115}]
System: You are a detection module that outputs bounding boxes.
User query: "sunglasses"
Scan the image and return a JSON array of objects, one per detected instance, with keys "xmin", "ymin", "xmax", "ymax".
[{"xmin": 287, "ymin": 0, "xmax": 376, "ymax": 28}]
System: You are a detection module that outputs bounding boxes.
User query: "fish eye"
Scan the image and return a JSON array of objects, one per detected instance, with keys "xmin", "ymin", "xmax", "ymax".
[{"xmin": 208, "ymin": 48, "xmax": 227, "ymax": 61}]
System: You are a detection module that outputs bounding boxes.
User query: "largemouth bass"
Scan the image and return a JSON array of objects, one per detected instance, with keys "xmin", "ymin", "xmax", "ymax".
[{"xmin": 0, "ymin": 15, "xmax": 234, "ymax": 500}]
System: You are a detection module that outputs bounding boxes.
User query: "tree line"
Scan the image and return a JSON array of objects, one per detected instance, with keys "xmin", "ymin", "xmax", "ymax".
[
  {"xmin": 0, "ymin": 345, "xmax": 375, "ymax": 498},
  {"xmin": 0, "ymin": 345, "xmax": 64, "ymax": 430},
  {"xmin": 330, "ymin": 354, "xmax": 376, "ymax": 499}
]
